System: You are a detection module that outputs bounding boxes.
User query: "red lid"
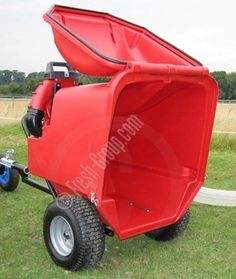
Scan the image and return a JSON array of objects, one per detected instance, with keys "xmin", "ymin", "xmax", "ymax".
[{"xmin": 44, "ymin": 5, "xmax": 202, "ymax": 76}]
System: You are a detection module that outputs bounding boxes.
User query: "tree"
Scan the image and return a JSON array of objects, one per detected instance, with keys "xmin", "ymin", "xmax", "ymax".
[
  {"xmin": 25, "ymin": 79, "xmax": 38, "ymax": 94},
  {"xmin": 8, "ymin": 83, "xmax": 24, "ymax": 96},
  {"xmin": 211, "ymin": 71, "xmax": 229, "ymax": 99},
  {"xmin": 12, "ymin": 70, "xmax": 25, "ymax": 83},
  {"xmin": 226, "ymin": 73, "xmax": 236, "ymax": 100},
  {"xmin": 0, "ymin": 70, "xmax": 12, "ymax": 84}
]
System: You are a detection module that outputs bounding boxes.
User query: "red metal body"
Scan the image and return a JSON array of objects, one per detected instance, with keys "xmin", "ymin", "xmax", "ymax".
[{"xmin": 27, "ymin": 5, "xmax": 218, "ymax": 239}]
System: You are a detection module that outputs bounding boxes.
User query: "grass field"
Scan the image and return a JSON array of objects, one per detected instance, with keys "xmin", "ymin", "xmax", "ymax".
[
  {"xmin": 0, "ymin": 99, "xmax": 28, "ymax": 125},
  {"xmin": 0, "ymin": 124, "xmax": 235, "ymax": 279},
  {"xmin": 206, "ymin": 135, "xmax": 236, "ymax": 190},
  {"xmin": 213, "ymin": 103, "xmax": 236, "ymax": 132}
]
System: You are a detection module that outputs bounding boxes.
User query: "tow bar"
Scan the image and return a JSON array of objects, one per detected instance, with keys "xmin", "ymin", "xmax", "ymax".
[{"xmin": 0, "ymin": 149, "xmax": 57, "ymax": 198}]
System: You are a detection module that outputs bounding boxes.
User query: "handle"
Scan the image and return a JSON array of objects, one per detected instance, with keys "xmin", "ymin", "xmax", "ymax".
[{"xmin": 45, "ymin": 61, "xmax": 79, "ymax": 79}]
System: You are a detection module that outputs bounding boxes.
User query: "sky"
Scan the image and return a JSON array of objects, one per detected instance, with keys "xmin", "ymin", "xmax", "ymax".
[{"xmin": 0, "ymin": 0, "xmax": 236, "ymax": 74}]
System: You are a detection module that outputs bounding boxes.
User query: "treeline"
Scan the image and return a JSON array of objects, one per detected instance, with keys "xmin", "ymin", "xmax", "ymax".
[
  {"xmin": 0, "ymin": 69, "xmax": 235, "ymax": 99},
  {"xmin": 0, "ymin": 70, "xmax": 109, "ymax": 97},
  {"xmin": 0, "ymin": 70, "xmax": 44, "ymax": 96}
]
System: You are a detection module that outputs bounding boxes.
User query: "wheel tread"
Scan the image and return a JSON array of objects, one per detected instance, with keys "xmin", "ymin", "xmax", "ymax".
[{"xmin": 146, "ymin": 209, "xmax": 190, "ymax": 241}]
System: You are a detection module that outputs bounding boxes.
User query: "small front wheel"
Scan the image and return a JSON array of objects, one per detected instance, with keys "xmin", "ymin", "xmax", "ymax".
[
  {"xmin": 0, "ymin": 165, "xmax": 20, "ymax": 192},
  {"xmin": 43, "ymin": 195, "xmax": 105, "ymax": 271}
]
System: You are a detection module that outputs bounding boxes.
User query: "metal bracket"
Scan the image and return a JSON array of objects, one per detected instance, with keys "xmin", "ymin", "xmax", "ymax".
[
  {"xmin": 104, "ymin": 226, "xmax": 114, "ymax": 237},
  {"xmin": 0, "ymin": 149, "xmax": 15, "ymax": 168},
  {"xmin": 90, "ymin": 191, "xmax": 99, "ymax": 206}
]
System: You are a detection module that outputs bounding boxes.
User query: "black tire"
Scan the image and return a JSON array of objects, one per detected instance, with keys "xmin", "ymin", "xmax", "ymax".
[
  {"xmin": 146, "ymin": 209, "xmax": 190, "ymax": 241},
  {"xmin": 0, "ymin": 167, "xmax": 20, "ymax": 192},
  {"xmin": 43, "ymin": 195, "xmax": 105, "ymax": 271}
]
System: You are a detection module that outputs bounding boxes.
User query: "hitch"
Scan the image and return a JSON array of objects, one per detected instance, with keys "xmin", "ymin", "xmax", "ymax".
[{"xmin": 0, "ymin": 149, "xmax": 57, "ymax": 198}]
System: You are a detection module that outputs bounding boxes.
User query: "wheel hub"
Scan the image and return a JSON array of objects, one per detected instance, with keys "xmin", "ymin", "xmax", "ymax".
[{"xmin": 50, "ymin": 216, "xmax": 74, "ymax": 257}]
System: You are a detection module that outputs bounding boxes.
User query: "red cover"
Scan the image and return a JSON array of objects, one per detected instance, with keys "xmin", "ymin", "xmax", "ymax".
[{"xmin": 44, "ymin": 5, "xmax": 202, "ymax": 76}]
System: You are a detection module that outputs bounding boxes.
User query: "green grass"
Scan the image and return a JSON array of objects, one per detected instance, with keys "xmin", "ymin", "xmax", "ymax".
[
  {"xmin": 0, "ymin": 124, "xmax": 236, "ymax": 279},
  {"xmin": 206, "ymin": 150, "xmax": 236, "ymax": 190},
  {"xmin": 205, "ymin": 135, "xmax": 236, "ymax": 190}
]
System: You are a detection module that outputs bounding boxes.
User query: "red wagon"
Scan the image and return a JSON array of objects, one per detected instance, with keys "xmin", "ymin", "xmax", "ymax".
[{"xmin": 0, "ymin": 5, "xmax": 218, "ymax": 271}]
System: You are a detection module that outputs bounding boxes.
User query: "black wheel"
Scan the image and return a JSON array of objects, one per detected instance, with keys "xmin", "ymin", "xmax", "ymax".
[
  {"xmin": 146, "ymin": 209, "xmax": 190, "ymax": 241},
  {"xmin": 43, "ymin": 195, "xmax": 105, "ymax": 271},
  {"xmin": 0, "ymin": 163, "xmax": 20, "ymax": 192}
]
